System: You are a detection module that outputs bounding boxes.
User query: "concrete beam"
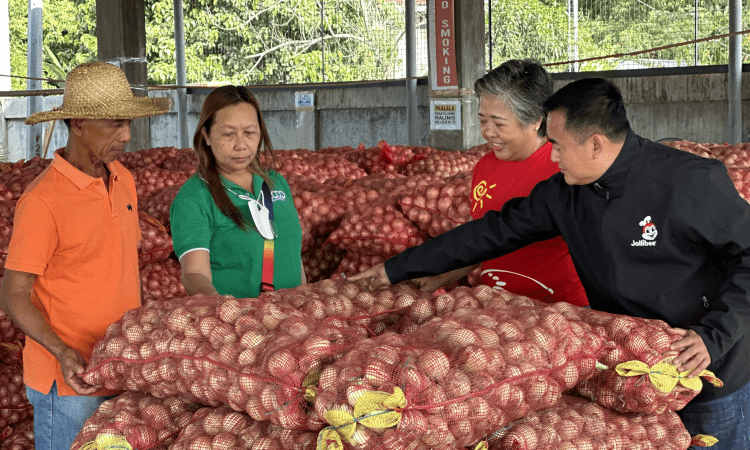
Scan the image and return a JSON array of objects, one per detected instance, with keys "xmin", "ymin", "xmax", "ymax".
[{"xmin": 96, "ymin": 0, "xmax": 151, "ymax": 153}]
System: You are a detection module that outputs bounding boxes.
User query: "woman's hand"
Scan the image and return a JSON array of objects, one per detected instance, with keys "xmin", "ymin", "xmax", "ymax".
[
  {"xmin": 348, "ymin": 264, "xmax": 392, "ymax": 290},
  {"xmin": 406, "ymin": 264, "xmax": 480, "ymax": 293},
  {"xmin": 179, "ymin": 250, "xmax": 220, "ymax": 296}
]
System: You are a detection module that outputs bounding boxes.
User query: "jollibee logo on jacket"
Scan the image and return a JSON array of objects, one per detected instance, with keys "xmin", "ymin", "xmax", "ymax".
[
  {"xmin": 632, "ymin": 215, "xmax": 657, "ymax": 246},
  {"xmin": 271, "ymin": 190, "xmax": 286, "ymax": 202}
]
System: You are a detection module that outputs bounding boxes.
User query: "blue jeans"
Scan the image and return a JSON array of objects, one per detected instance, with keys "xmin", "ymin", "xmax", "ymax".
[
  {"xmin": 26, "ymin": 382, "xmax": 116, "ymax": 450},
  {"xmin": 678, "ymin": 378, "xmax": 750, "ymax": 450}
]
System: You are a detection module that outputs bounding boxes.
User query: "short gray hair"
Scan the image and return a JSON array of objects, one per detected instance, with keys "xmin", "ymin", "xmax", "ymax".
[{"xmin": 474, "ymin": 60, "xmax": 553, "ymax": 137}]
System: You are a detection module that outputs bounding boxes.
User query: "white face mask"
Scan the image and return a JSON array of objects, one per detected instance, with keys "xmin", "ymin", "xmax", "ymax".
[{"xmin": 239, "ymin": 191, "xmax": 276, "ymax": 240}]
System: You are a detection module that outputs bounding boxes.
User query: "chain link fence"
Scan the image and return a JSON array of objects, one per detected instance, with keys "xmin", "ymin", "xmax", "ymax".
[{"xmin": 486, "ymin": 0, "xmax": 750, "ymax": 73}]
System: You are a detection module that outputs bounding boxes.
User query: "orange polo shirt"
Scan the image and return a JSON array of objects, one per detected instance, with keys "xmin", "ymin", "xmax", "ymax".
[{"xmin": 5, "ymin": 149, "xmax": 141, "ymax": 396}]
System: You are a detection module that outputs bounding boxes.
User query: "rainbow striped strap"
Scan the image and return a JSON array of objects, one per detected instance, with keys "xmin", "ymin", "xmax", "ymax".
[{"xmin": 261, "ymin": 238, "xmax": 275, "ymax": 292}]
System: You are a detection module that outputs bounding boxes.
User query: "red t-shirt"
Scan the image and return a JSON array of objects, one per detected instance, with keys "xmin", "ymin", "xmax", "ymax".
[{"xmin": 470, "ymin": 142, "xmax": 588, "ymax": 306}]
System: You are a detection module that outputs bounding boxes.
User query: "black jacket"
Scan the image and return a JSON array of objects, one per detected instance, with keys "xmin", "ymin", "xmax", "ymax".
[{"xmin": 386, "ymin": 129, "xmax": 750, "ymax": 402}]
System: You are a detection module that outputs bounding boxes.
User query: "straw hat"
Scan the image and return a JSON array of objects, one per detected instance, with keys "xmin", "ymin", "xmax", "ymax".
[{"xmin": 25, "ymin": 62, "xmax": 171, "ymax": 125}]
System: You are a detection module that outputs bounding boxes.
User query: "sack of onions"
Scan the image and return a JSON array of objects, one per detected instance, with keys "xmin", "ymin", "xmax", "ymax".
[
  {"xmin": 82, "ymin": 295, "xmax": 363, "ymax": 431},
  {"xmin": 0, "ymin": 341, "xmax": 23, "ymax": 366},
  {"xmin": 399, "ymin": 149, "xmax": 481, "ymax": 179},
  {"xmin": 549, "ymin": 304, "xmax": 724, "ymax": 414},
  {"xmin": 161, "ymin": 148, "xmax": 198, "ymax": 175},
  {"xmin": 661, "ymin": 140, "xmax": 717, "ymax": 159},
  {"xmin": 133, "ymin": 166, "xmax": 190, "ymax": 198},
  {"xmin": 0, "ymin": 363, "xmax": 33, "ymax": 431},
  {"xmin": 302, "ymin": 239, "xmax": 347, "ymax": 283},
  {"xmin": 727, "ymin": 167, "xmax": 750, "ymax": 203},
  {"xmin": 263, "ymin": 279, "xmax": 431, "ymax": 338},
  {"xmin": 0, "ymin": 216, "xmax": 12, "ymax": 250},
  {"xmin": 70, "ymin": 391, "xmax": 200, "ymax": 450},
  {"xmin": 138, "ymin": 212, "xmax": 173, "ymax": 266},
  {"xmin": 140, "ymin": 258, "xmax": 186, "ymax": 302},
  {"xmin": 0, "ymin": 416, "xmax": 33, "ymax": 450},
  {"xmin": 712, "ymin": 142, "xmax": 750, "ymax": 168},
  {"xmin": 295, "ymin": 190, "xmax": 348, "ymax": 241},
  {"xmin": 484, "ymin": 393, "xmax": 692, "ymax": 450},
  {"xmin": 399, "ymin": 172, "xmax": 472, "ymax": 238},
  {"xmin": 261, "ymin": 149, "xmax": 367, "ymax": 184},
  {"xmin": 170, "ymin": 404, "xmax": 318, "ymax": 450},
  {"xmin": 138, "ymin": 185, "xmax": 181, "ymax": 231},
  {"xmin": 0, "ymin": 310, "xmax": 24, "ymax": 345},
  {"xmin": 326, "ymin": 200, "xmax": 427, "ymax": 258},
  {"xmin": 330, "ymin": 252, "xmax": 386, "ymax": 280},
  {"xmin": 313, "ymin": 298, "xmax": 608, "ymax": 450},
  {"xmin": 117, "ymin": 147, "xmax": 181, "ymax": 170},
  {"xmin": 0, "ymin": 161, "xmax": 49, "ymax": 201}
]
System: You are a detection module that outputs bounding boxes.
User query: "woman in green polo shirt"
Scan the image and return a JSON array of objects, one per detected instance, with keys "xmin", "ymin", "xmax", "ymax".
[{"xmin": 170, "ymin": 85, "xmax": 304, "ymax": 298}]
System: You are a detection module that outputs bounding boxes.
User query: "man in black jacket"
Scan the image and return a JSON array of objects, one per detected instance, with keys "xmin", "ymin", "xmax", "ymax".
[{"xmin": 351, "ymin": 78, "xmax": 750, "ymax": 448}]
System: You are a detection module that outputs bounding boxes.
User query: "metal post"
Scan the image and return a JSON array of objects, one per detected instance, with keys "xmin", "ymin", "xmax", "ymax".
[
  {"xmin": 728, "ymin": 0, "xmax": 742, "ymax": 144},
  {"xmin": 572, "ymin": 0, "xmax": 578, "ymax": 72},
  {"xmin": 694, "ymin": 0, "xmax": 699, "ymax": 66},
  {"xmin": 27, "ymin": 0, "xmax": 43, "ymax": 159},
  {"xmin": 487, "ymin": 0, "xmax": 491, "ymax": 69},
  {"xmin": 405, "ymin": 0, "xmax": 417, "ymax": 145},
  {"xmin": 174, "ymin": 0, "xmax": 188, "ymax": 149},
  {"xmin": 1, "ymin": 0, "xmax": 10, "ymax": 91},
  {"xmin": 320, "ymin": 0, "xmax": 325, "ymax": 83}
]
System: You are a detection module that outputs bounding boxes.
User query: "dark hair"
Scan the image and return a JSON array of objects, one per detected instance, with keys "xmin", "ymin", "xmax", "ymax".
[
  {"xmin": 474, "ymin": 59, "xmax": 553, "ymax": 137},
  {"xmin": 543, "ymin": 78, "xmax": 629, "ymax": 143},
  {"xmin": 193, "ymin": 85, "xmax": 278, "ymax": 230}
]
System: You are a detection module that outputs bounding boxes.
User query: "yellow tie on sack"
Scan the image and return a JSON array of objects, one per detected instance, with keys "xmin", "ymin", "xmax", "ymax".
[
  {"xmin": 691, "ymin": 434, "xmax": 719, "ymax": 447},
  {"xmin": 615, "ymin": 358, "xmax": 723, "ymax": 393},
  {"xmin": 79, "ymin": 434, "xmax": 133, "ymax": 450},
  {"xmin": 317, "ymin": 387, "xmax": 407, "ymax": 450}
]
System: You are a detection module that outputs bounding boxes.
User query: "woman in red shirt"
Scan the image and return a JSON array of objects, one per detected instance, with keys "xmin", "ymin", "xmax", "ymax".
[{"xmin": 423, "ymin": 60, "xmax": 587, "ymax": 306}]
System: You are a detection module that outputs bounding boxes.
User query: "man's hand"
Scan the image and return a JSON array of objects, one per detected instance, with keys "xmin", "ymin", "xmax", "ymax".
[
  {"xmin": 57, "ymin": 347, "xmax": 101, "ymax": 395},
  {"xmin": 664, "ymin": 327, "xmax": 711, "ymax": 378},
  {"xmin": 347, "ymin": 264, "xmax": 392, "ymax": 289}
]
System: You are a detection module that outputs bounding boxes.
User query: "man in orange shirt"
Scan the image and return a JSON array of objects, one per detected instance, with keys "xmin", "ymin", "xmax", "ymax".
[{"xmin": 0, "ymin": 62, "xmax": 169, "ymax": 450}]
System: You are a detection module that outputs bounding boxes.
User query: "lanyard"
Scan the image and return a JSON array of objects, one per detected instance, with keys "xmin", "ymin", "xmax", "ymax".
[{"xmin": 225, "ymin": 180, "xmax": 276, "ymax": 292}]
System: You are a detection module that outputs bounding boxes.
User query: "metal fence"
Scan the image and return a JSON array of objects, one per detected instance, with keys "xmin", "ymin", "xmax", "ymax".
[
  {"xmin": 175, "ymin": 0, "xmax": 430, "ymax": 85},
  {"xmin": 486, "ymin": 0, "xmax": 750, "ymax": 73}
]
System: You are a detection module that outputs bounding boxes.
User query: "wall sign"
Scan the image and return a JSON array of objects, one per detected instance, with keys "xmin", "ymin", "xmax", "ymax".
[
  {"xmin": 429, "ymin": 0, "xmax": 458, "ymax": 90},
  {"xmin": 295, "ymin": 91, "xmax": 314, "ymax": 110},
  {"xmin": 430, "ymin": 100, "xmax": 461, "ymax": 130}
]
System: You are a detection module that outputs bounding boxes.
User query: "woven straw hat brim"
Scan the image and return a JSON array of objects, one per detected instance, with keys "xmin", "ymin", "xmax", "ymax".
[{"xmin": 25, "ymin": 96, "xmax": 171, "ymax": 125}]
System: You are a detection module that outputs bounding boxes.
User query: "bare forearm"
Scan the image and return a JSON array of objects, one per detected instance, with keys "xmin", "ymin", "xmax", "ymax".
[
  {"xmin": 1, "ymin": 285, "xmax": 68, "ymax": 360},
  {"xmin": 182, "ymin": 272, "xmax": 220, "ymax": 296}
]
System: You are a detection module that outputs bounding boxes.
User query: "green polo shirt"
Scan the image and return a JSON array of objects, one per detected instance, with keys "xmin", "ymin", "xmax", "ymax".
[{"xmin": 170, "ymin": 171, "xmax": 302, "ymax": 298}]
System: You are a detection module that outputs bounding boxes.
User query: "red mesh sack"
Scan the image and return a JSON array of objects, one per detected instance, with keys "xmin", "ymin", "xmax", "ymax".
[
  {"xmin": 133, "ymin": 166, "xmax": 190, "ymax": 198},
  {"xmin": 261, "ymin": 149, "xmax": 367, "ymax": 183},
  {"xmin": 138, "ymin": 212, "xmax": 173, "ymax": 266},
  {"xmin": 399, "ymin": 149, "xmax": 481, "ymax": 178},
  {"xmin": 170, "ymin": 404, "xmax": 318, "ymax": 450},
  {"xmin": 485, "ymin": 393, "xmax": 691, "ymax": 450},
  {"xmin": 399, "ymin": 172, "xmax": 472, "ymax": 238},
  {"xmin": 117, "ymin": 147, "xmax": 181, "ymax": 170},
  {"xmin": 0, "ymin": 157, "xmax": 50, "ymax": 201},
  {"xmin": 313, "ymin": 289, "xmax": 608, "ymax": 450},
  {"xmin": 0, "ymin": 364, "xmax": 32, "ymax": 431},
  {"xmin": 139, "ymin": 185, "xmax": 181, "ymax": 230},
  {"xmin": 727, "ymin": 167, "xmax": 750, "ymax": 203},
  {"xmin": 264, "ymin": 279, "xmax": 432, "ymax": 338},
  {"xmin": 549, "ymin": 304, "xmax": 723, "ymax": 414},
  {"xmin": 661, "ymin": 140, "xmax": 717, "ymax": 159},
  {"xmin": 0, "ymin": 184, "xmax": 15, "ymax": 202},
  {"xmin": 317, "ymin": 145, "xmax": 359, "ymax": 156},
  {"xmin": 294, "ymin": 190, "xmax": 347, "ymax": 241},
  {"xmin": 140, "ymin": 258, "xmax": 187, "ymax": 302},
  {"xmin": 70, "ymin": 391, "xmax": 200, "ymax": 450},
  {"xmin": 0, "ymin": 342, "xmax": 23, "ymax": 366},
  {"xmin": 330, "ymin": 253, "xmax": 386, "ymax": 280},
  {"xmin": 0, "ymin": 312, "xmax": 24, "ymax": 345},
  {"xmin": 82, "ymin": 294, "xmax": 363, "ymax": 431},
  {"xmin": 712, "ymin": 142, "xmax": 750, "ymax": 168},
  {"xmin": 0, "ymin": 217, "xmax": 11, "ymax": 253},
  {"xmin": 302, "ymin": 238, "xmax": 347, "ymax": 283},
  {"xmin": 0, "ymin": 416, "xmax": 33, "ymax": 450},
  {"xmin": 0, "ymin": 201, "xmax": 15, "ymax": 226},
  {"xmin": 162, "ymin": 148, "xmax": 198, "ymax": 175},
  {"xmin": 326, "ymin": 200, "xmax": 427, "ymax": 257}
]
